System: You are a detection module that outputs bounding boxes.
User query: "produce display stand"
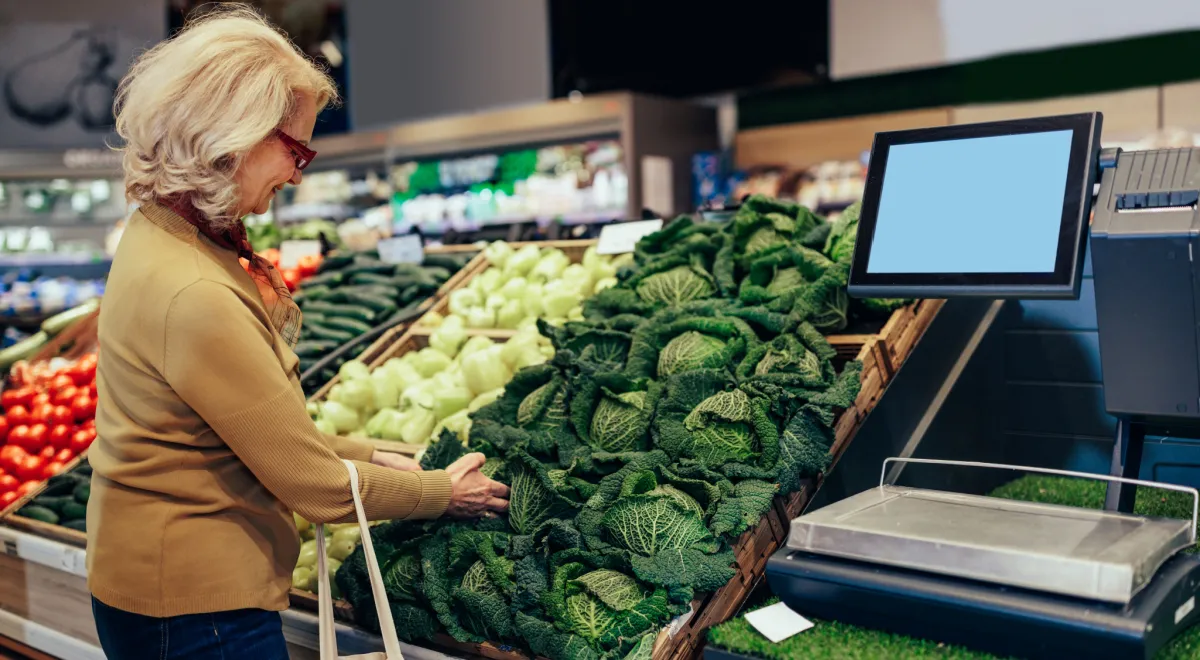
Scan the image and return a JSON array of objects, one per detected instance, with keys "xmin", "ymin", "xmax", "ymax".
[{"xmin": 304, "ymin": 249, "xmax": 486, "ymax": 402}]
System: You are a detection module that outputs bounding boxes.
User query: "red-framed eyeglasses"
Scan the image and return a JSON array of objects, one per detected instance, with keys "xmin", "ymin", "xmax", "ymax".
[{"xmin": 274, "ymin": 129, "xmax": 317, "ymax": 171}]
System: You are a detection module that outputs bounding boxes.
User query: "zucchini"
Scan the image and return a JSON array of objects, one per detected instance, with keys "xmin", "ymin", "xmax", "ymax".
[
  {"xmin": 41, "ymin": 299, "xmax": 99, "ymax": 336},
  {"xmin": 303, "ymin": 271, "xmax": 345, "ymax": 288},
  {"xmin": 32, "ymin": 495, "xmax": 73, "ymax": 514},
  {"xmin": 74, "ymin": 463, "xmax": 92, "ymax": 477},
  {"xmin": 19, "ymin": 505, "xmax": 58, "ymax": 524},
  {"xmin": 317, "ymin": 253, "xmax": 354, "ymax": 273},
  {"xmin": 323, "ymin": 287, "xmax": 398, "ymax": 307},
  {"xmin": 294, "ymin": 340, "xmax": 338, "ymax": 358},
  {"xmin": 421, "ymin": 254, "xmax": 470, "ymax": 272},
  {"xmin": 61, "ymin": 501, "xmax": 88, "ymax": 521},
  {"xmin": 348, "ymin": 272, "xmax": 396, "ymax": 287},
  {"xmin": 322, "ymin": 316, "xmax": 372, "ymax": 336},
  {"xmin": 73, "ymin": 482, "xmax": 90, "ymax": 504},
  {"xmin": 305, "ymin": 323, "xmax": 355, "ymax": 343},
  {"xmin": 63, "ymin": 519, "xmax": 87, "ymax": 532},
  {"xmin": 0, "ymin": 331, "xmax": 48, "ymax": 369},
  {"xmin": 302, "ymin": 312, "xmax": 327, "ymax": 326}
]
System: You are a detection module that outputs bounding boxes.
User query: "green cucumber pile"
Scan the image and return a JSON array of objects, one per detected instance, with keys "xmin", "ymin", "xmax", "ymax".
[
  {"xmin": 18, "ymin": 459, "xmax": 91, "ymax": 532},
  {"xmin": 296, "ymin": 252, "xmax": 474, "ymax": 393}
]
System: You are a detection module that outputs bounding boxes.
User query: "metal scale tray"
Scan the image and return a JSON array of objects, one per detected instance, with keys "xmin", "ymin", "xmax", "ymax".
[{"xmin": 787, "ymin": 461, "xmax": 1197, "ymax": 604}]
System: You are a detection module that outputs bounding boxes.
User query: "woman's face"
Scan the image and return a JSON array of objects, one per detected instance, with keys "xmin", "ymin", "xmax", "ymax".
[{"xmin": 234, "ymin": 92, "xmax": 317, "ymax": 218}]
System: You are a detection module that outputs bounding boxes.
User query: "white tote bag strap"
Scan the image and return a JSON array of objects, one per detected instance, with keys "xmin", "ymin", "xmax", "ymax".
[{"xmin": 316, "ymin": 460, "xmax": 404, "ymax": 659}]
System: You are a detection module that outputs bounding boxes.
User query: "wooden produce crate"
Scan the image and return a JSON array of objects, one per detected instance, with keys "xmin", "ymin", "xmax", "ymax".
[
  {"xmin": 306, "ymin": 252, "xmax": 487, "ymax": 402},
  {"xmin": 412, "ymin": 299, "xmax": 945, "ymax": 660},
  {"xmin": 413, "ymin": 239, "xmax": 599, "ymax": 338},
  {"xmin": 29, "ymin": 307, "xmax": 100, "ymax": 364}
]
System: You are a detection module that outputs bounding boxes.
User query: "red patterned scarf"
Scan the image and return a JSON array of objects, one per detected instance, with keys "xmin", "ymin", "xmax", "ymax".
[{"xmin": 164, "ymin": 197, "xmax": 303, "ymax": 348}]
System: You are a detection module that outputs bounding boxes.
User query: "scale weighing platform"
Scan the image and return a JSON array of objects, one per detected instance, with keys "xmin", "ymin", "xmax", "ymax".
[{"xmin": 765, "ymin": 112, "xmax": 1200, "ymax": 659}]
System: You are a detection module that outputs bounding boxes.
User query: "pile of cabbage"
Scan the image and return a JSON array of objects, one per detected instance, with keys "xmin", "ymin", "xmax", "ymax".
[
  {"xmin": 310, "ymin": 324, "xmax": 555, "ymax": 447},
  {"xmin": 421, "ymin": 242, "xmax": 631, "ymax": 330}
]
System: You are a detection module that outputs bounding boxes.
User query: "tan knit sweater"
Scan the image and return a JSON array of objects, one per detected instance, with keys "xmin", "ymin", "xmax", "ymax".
[{"xmin": 87, "ymin": 204, "xmax": 453, "ymax": 617}]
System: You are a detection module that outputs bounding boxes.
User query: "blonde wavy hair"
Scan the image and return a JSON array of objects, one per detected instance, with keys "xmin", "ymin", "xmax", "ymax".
[{"xmin": 114, "ymin": 5, "xmax": 338, "ymax": 229}]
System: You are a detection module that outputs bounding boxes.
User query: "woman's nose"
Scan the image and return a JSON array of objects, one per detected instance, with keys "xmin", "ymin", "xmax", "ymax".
[{"xmin": 289, "ymin": 168, "xmax": 303, "ymax": 186}]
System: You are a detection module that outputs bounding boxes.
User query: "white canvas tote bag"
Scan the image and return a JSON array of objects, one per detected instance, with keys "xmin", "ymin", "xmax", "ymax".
[{"xmin": 315, "ymin": 460, "xmax": 404, "ymax": 660}]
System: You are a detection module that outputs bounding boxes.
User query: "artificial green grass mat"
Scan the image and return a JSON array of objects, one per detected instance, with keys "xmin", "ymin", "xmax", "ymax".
[{"xmin": 707, "ymin": 475, "xmax": 1200, "ymax": 659}]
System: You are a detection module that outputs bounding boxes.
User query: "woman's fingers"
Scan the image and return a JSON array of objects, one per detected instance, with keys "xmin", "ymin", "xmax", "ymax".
[
  {"xmin": 446, "ymin": 452, "xmax": 486, "ymax": 476},
  {"xmin": 485, "ymin": 496, "xmax": 509, "ymax": 513},
  {"xmin": 489, "ymin": 480, "xmax": 510, "ymax": 498}
]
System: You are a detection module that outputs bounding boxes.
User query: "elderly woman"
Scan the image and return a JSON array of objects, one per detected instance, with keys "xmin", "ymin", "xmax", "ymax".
[{"xmin": 87, "ymin": 8, "xmax": 509, "ymax": 658}]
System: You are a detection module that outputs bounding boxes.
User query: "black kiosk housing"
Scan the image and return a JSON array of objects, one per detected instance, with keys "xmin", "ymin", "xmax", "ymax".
[{"xmin": 765, "ymin": 112, "xmax": 1200, "ymax": 659}]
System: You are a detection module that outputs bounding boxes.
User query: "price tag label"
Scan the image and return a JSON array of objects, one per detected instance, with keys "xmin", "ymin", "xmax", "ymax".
[
  {"xmin": 596, "ymin": 219, "xmax": 664, "ymax": 256},
  {"xmin": 279, "ymin": 240, "xmax": 322, "ymax": 269},
  {"xmin": 377, "ymin": 234, "xmax": 424, "ymax": 264},
  {"xmin": 744, "ymin": 601, "xmax": 814, "ymax": 643}
]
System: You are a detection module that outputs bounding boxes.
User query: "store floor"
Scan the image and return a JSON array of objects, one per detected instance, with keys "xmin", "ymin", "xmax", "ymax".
[{"xmin": 708, "ymin": 476, "xmax": 1200, "ymax": 659}]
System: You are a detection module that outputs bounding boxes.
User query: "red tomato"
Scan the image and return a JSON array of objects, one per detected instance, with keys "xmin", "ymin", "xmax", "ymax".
[
  {"xmin": 70, "ymin": 428, "xmax": 95, "ymax": 454},
  {"xmin": 0, "ymin": 445, "xmax": 26, "ymax": 473},
  {"xmin": 6, "ymin": 426, "xmax": 30, "ymax": 452},
  {"xmin": 0, "ymin": 492, "xmax": 18, "ymax": 509},
  {"xmin": 1, "ymin": 387, "xmax": 35, "ymax": 410},
  {"xmin": 29, "ymin": 403, "xmax": 54, "ymax": 425},
  {"xmin": 280, "ymin": 268, "xmax": 301, "ymax": 292},
  {"xmin": 53, "ymin": 448, "xmax": 74, "ymax": 464},
  {"xmin": 47, "ymin": 424, "xmax": 72, "ymax": 451},
  {"xmin": 5, "ymin": 405, "xmax": 30, "ymax": 427},
  {"xmin": 71, "ymin": 395, "xmax": 96, "ymax": 422},
  {"xmin": 42, "ymin": 461, "xmax": 65, "ymax": 480},
  {"xmin": 296, "ymin": 253, "xmax": 322, "ymax": 277},
  {"xmin": 52, "ymin": 386, "xmax": 78, "ymax": 407},
  {"xmin": 48, "ymin": 405, "xmax": 72, "ymax": 426},
  {"xmin": 38, "ymin": 446, "xmax": 54, "ymax": 461},
  {"xmin": 0, "ymin": 475, "xmax": 18, "ymax": 495},
  {"xmin": 16, "ymin": 456, "xmax": 43, "ymax": 483},
  {"xmin": 22, "ymin": 424, "xmax": 47, "ymax": 453},
  {"xmin": 0, "ymin": 416, "xmax": 8, "ymax": 443},
  {"xmin": 49, "ymin": 374, "xmax": 73, "ymax": 393},
  {"xmin": 89, "ymin": 383, "xmax": 98, "ymax": 399},
  {"xmin": 68, "ymin": 363, "xmax": 93, "ymax": 387},
  {"xmin": 82, "ymin": 418, "xmax": 95, "ymax": 431},
  {"xmin": 30, "ymin": 392, "xmax": 50, "ymax": 409},
  {"xmin": 15, "ymin": 479, "xmax": 39, "ymax": 497},
  {"xmin": 261, "ymin": 248, "xmax": 282, "ymax": 268}
]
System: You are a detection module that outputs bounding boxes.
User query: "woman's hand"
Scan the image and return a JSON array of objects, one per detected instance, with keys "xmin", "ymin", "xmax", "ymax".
[
  {"xmin": 445, "ymin": 453, "xmax": 509, "ymax": 519},
  {"xmin": 370, "ymin": 450, "xmax": 422, "ymax": 471}
]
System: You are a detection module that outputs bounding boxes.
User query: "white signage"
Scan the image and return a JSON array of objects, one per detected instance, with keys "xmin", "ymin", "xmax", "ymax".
[{"xmin": 596, "ymin": 219, "xmax": 664, "ymax": 256}]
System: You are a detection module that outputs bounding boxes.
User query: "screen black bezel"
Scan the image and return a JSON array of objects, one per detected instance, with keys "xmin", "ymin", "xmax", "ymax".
[{"xmin": 849, "ymin": 113, "xmax": 1100, "ymax": 297}]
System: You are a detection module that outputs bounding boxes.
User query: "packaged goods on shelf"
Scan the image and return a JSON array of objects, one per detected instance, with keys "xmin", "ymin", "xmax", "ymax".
[{"xmin": 318, "ymin": 195, "xmax": 933, "ymax": 660}]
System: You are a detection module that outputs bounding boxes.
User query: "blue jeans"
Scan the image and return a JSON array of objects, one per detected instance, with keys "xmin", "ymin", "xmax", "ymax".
[{"xmin": 91, "ymin": 596, "xmax": 289, "ymax": 659}]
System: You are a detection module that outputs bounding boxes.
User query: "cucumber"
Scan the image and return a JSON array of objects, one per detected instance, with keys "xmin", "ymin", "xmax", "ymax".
[
  {"xmin": 311, "ymin": 303, "xmax": 375, "ymax": 324},
  {"xmin": 63, "ymin": 519, "xmax": 87, "ymax": 532},
  {"xmin": 348, "ymin": 272, "xmax": 396, "ymax": 287},
  {"xmin": 421, "ymin": 254, "xmax": 470, "ymax": 272},
  {"xmin": 292, "ymin": 285, "xmax": 331, "ymax": 305},
  {"xmin": 341, "ymin": 291, "xmax": 398, "ymax": 315},
  {"xmin": 322, "ymin": 287, "xmax": 398, "ymax": 307},
  {"xmin": 305, "ymin": 323, "xmax": 354, "ymax": 343},
  {"xmin": 343, "ymin": 258, "xmax": 394, "ymax": 276},
  {"xmin": 302, "ymin": 312, "xmax": 327, "ymax": 326},
  {"xmin": 61, "ymin": 501, "xmax": 87, "ymax": 521},
  {"xmin": 294, "ymin": 340, "xmax": 338, "ymax": 358},
  {"xmin": 41, "ymin": 299, "xmax": 99, "ymax": 336},
  {"xmin": 303, "ymin": 271, "xmax": 345, "ymax": 288},
  {"xmin": 299, "ymin": 358, "xmax": 318, "ymax": 374},
  {"xmin": 19, "ymin": 505, "xmax": 58, "ymax": 524},
  {"xmin": 0, "ymin": 331, "xmax": 48, "ymax": 369},
  {"xmin": 321, "ymin": 316, "xmax": 372, "ymax": 336},
  {"xmin": 32, "ymin": 495, "xmax": 73, "ymax": 514},
  {"xmin": 73, "ymin": 482, "xmax": 90, "ymax": 504},
  {"xmin": 317, "ymin": 253, "xmax": 354, "ymax": 273},
  {"xmin": 75, "ymin": 463, "xmax": 92, "ymax": 477}
]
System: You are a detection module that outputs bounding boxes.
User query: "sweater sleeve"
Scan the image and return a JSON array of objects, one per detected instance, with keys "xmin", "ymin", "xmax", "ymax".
[
  {"xmin": 323, "ymin": 433, "xmax": 376, "ymax": 463},
  {"xmin": 161, "ymin": 280, "xmax": 452, "ymax": 524}
]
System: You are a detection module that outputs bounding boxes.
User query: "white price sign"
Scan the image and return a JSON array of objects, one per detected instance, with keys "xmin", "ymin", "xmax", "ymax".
[
  {"xmin": 596, "ymin": 219, "xmax": 664, "ymax": 255},
  {"xmin": 377, "ymin": 234, "xmax": 424, "ymax": 264},
  {"xmin": 278, "ymin": 240, "xmax": 322, "ymax": 269}
]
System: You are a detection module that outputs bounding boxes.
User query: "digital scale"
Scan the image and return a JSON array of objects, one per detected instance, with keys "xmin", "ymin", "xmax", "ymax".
[{"xmin": 765, "ymin": 112, "xmax": 1200, "ymax": 659}]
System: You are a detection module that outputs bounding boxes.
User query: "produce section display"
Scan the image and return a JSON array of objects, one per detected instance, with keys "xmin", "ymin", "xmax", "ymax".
[
  {"xmin": 290, "ymin": 512, "xmax": 372, "ymax": 599},
  {"xmin": 331, "ymin": 196, "xmax": 904, "ymax": 660},
  {"xmin": 0, "ymin": 276, "xmax": 104, "ymax": 322},
  {"xmin": 295, "ymin": 251, "xmax": 474, "ymax": 393},
  {"xmin": 0, "ymin": 299, "xmax": 100, "ymax": 373},
  {"xmin": 420, "ymin": 241, "xmax": 627, "ymax": 332},
  {"xmin": 0, "ymin": 351, "xmax": 98, "ymax": 514}
]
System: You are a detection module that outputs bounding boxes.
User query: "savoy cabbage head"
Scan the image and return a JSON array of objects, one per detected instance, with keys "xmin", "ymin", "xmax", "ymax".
[{"xmin": 635, "ymin": 265, "xmax": 716, "ymax": 307}]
